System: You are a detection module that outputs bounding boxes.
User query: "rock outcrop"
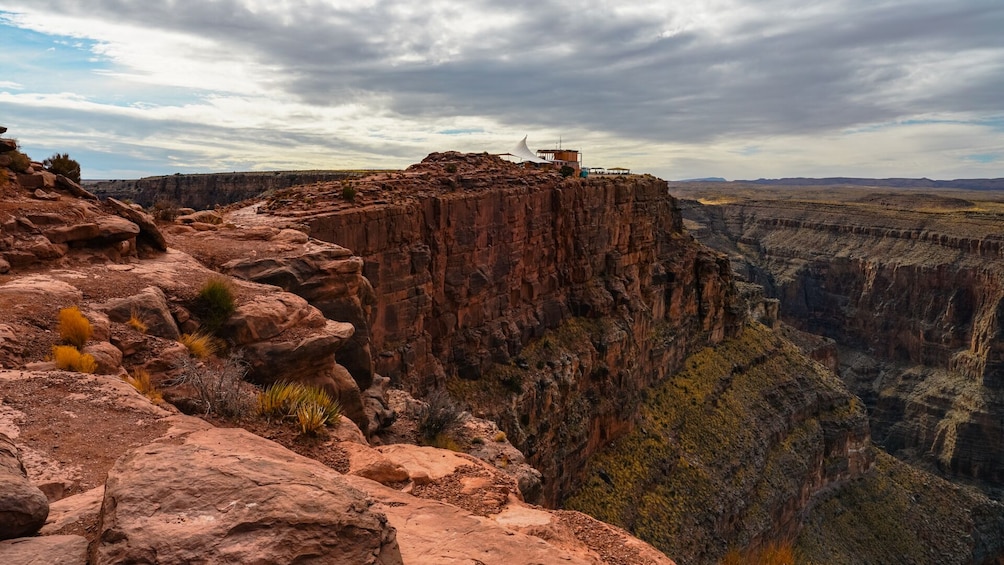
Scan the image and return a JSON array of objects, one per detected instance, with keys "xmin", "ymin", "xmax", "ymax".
[
  {"xmin": 93, "ymin": 427, "xmax": 403, "ymax": 564},
  {"xmin": 253, "ymin": 153, "xmax": 743, "ymax": 504},
  {"xmin": 677, "ymin": 185, "xmax": 1004, "ymax": 490},
  {"xmin": 0, "ymin": 433, "xmax": 49, "ymax": 540}
]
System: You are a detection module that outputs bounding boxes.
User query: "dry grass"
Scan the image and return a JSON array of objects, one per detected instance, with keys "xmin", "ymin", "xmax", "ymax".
[
  {"xmin": 58, "ymin": 306, "xmax": 92, "ymax": 348},
  {"xmin": 127, "ymin": 311, "xmax": 148, "ymax": 334},
  {"xmin": 51, "ymin": 345, "xmax": 97, "ymax": 373},
  {"xmin": 179, "ymin": 332, "xmax": 217, "ymax": 359},
  {"xmin": 257, "ymin": 380, "xmax": 341, "ymax": 435},
  {"xmin": 123, "ymin": 368, "xmax": 162, "ymax": 402},
  {"xmin": 721, "ymin": 541, "xmax": 796, "ymax": 565}
]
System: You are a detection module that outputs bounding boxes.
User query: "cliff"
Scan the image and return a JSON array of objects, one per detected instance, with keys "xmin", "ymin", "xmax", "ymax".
[
  {"xmin": 87, "ymin": 170, "xmax": 371, "ymax": 209},
  {"xmin": 676, "ymin": 184, "xmax": 1004, "ymax": 489},
  {"xmin": 253, "ymin": 152, "xmax": 744, "ymax": 504}
]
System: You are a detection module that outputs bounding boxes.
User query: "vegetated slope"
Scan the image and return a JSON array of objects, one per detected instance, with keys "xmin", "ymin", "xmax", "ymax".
[
  {"xmin": 797, "ymin": 450, "xmax": 1004, "ymax": 565},
  {"xmin": 255, "ymin": 152, "xmax": 744, "ymax": 505},
  {"xmin": 565, "ymin": 322, "xmax": 870, "ymax": 565},
  {"xmin": 675, "ymin": 184, "xmax": 1004, "ymax": 490}
]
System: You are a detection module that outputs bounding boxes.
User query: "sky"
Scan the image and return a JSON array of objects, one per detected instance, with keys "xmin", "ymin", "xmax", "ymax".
[{"xmin": 0, "ymin": 1, "xmax": 1002, "ymax": 181}]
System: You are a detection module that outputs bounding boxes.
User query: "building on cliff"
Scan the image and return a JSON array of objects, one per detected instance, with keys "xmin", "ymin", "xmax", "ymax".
[{"xmin": 501, "ymin": 136, "xmax": 582, "ymax": 171}]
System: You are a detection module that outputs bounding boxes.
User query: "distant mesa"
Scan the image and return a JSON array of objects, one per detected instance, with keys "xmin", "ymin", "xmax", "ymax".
[
  {"xmin": 742, "ymin": 176, "xmax": 1004, "ymax": 191},
  {"xmin": 679, "ymin": 177, "xmax": 727, "ymax": 182}
]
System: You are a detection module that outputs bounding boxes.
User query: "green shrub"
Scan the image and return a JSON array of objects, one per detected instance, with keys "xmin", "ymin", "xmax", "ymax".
[
  {"xmin": 559, "ymin": 165, "xmax": 575, "ymax": 178},
  {"xmin": 341, "ymin": 184, "xmax": 356, "ymax": 202},
  {"xmin": 8, "ymin": 151, "xmax": 31, "ymax": 173},
  {"xmin": 444, "ymin": 163, "xmax": 458, "ymax": 174},
  {"xmin": 43, "ymin": 153, "xmax": 81, "ymax": 183},
  {"xmin": 58, "ymin": 306, "xmax": 92, "ymax": 348},
  {"xmin": 196, "ymin": 276, "xmax": 236, "ymax": 333}
]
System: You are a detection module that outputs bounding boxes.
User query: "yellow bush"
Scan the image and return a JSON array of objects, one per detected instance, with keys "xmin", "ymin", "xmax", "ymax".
[
  {"xmin": 296, "ymin": 402, "xmax": 328, "ymax": 435},
  {"xmin": 58, "ymin": 306, "xmax": 92, "ymax": 348},
  {"xmin": 179, "ymin": 332, "xmax": 217, "ymax": 359},
  {"xmin": 493, "ymin": 431, "xmax": 507, "ymax": 443},
  {"xmin": 52, "ymin": 345, "xmax": 97, "ymax": 373},
  {"xmin": 127, "ymin": 311, "xmax": 148, "ymax": 333},
  {"xmin": 257, "ymin": 381, "xmax": 341, "ymax": 432},
  {"xmin": 721, "ymin": 541, "xmax": 796, "ymax": 565},
  {"xmin": 123, "ymin": 369, "xmax": 162, "ymax": 402}
]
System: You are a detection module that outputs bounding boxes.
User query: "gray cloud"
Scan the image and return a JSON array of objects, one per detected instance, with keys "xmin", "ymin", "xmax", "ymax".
[{"xmin": 3, "ymin": 0, "xmax": 1003, "ymax": 177}]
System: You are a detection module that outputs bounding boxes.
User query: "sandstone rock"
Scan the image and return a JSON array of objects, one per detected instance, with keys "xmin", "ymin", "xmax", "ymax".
[
  {"xmin": 105, "ymin": 198, "xmax": 166, "ymax": 251},
  {"xmin": 375, "ymin": 444, "xmax": 487, "ymax": 486},
  {"xmin": 343, "ymin": 442, "xmax": 410, "ymax": 485},
  {"xmin": 93, "ymin": 428, "xmax": 402, "ymax": 564},
  {"xmin": 94, "ymin": 216, "xmax": 140, "ymax": 243},
  {"xmin": 176, "ymin": 210, "xmax": 222, "ymax": 225},
  {"xmin": 0, "ymin": 276, "xmax": 82, "ymax": 304},
  {"xmin": 344, "ymin": 475, "xmax": 602, "ymax": 565},
  {"xmin": 54, "ymin": 175, "xmax": 97, "ymax": 201},
  {"xmin": 101, "ymin": 286, "xmax": 180, "ymax": 340},
  {"xmin": 82, "ymin": 342, "xmax": 123, "ymax": 375},
  {"xmin": 329, "ymin": 415, "xmax": 368, "ymax": 444},
  {"xmin": 15, "ymin": 173, "xmax": 44, "ymax": 189},
  {"xmin": 40, "ymin": 487, "xmax": 103, "ymax": 535},
  {"xmin": 0, "ymin": 433, "xmax": 49, "ymax": 540},
  {"xmin": 0, "ymin": 534, "xmax": 87, "ymax": 565},
  {"xmin": 227, "ymin": 292, "xmax": 332, "ymax": 343},
  {"xmin": 43, "ymin": 223, "xmax": 101, "ymax": 245},
  {"xmin": 32, "ymin": 189, "xmax": 59, "ymax": 201}
]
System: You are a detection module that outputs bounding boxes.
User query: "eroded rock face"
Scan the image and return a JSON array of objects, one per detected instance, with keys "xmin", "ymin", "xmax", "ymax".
[
  {"xmin": 677, "ymin": 187, "xmax": 1004, "ymax": 487},
  {"xmin": 258, "ymin": 153, "xmax": 743, "ymax": 504},
  {"xmin": 0, "ymin": 433, "xmax": 49, "ymax": 540},
  {"xmin": 93, "ymin": 428, "xmax": 402, "ymax": 565}
]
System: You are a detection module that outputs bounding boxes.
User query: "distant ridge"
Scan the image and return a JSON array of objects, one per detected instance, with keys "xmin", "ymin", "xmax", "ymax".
[
  {"xmin": 678, "ymin": 177, "xmax": 728, "ymax": 182},
  {"xmin": 740, "ymin": 177, "xmax": 1004, "ymax": 191}
]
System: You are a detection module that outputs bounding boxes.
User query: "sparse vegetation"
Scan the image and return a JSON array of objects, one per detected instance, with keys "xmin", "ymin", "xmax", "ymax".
[
  {"xmin": 444, "ymin": 163, "xmax": 458, "ymax": 174},
  {"xmin": 170, "ymin": 352, "xmax": 253, "ymax": 418},
  {"xmin": 721, "ymin": 541, "xmax": 796, "ymax": 565},
  {"xmin": 127, "ymin": 310, "xmax": 148, "ymax": 333},
  {"xmin": 179, "ymin": 332, "xmax": 217, "ymax": 359},
  {"xmin": 43, "ymin": 153, "xmax": 81, "ymax": 183},
  {"xmin": 52, "ymin": 345, "xmax": 97, "ymax": 373},
  {"xmin": 416, "ymin": 389, "xmax": 463, "ymax": 441},
  {"xmin": 341, "ymin": 183, "xmax": 356, "ymax": 202},
  {"xmin": 8, "ymin": 150, "xmax": 31, "ymax": 173},
  {"xmin": 58, "ymin": 306, "xmax": 93, "ymax": 348},
  {"xmin": 123, "ymin": 368, "xmax": 162, "ymax": 402},
  {"xmin": 493, "ymin": 431, "xmax": 507, "ymax": 443},
  {"xmin": 196, "ymin": 276, "xmax": 236, "ymax": 333},
  {"xmin": 560, "ymin": 165, "xmax": 575, "ymax": 178},
  {"xmin": 257, "ymin": 380, "xmax": 342, "ymax": 434},
  {"xmin": 150, "ymin": 199, "xmax": 181, "ymax": 221}
]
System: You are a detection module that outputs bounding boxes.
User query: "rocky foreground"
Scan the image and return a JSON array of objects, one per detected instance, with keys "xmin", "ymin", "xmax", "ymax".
[{"xmin": 0, "ymin": 138, "xmax": 672, "ymax": 563}]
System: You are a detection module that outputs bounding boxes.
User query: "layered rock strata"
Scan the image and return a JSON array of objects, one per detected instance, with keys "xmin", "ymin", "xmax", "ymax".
[
  {"xmin": 257, "ymin": 153, "xmax": 744, "ymax": 503},
  {"xmin": 677, "ymin": 186, "xmax": 1004, "ymax": 487}
]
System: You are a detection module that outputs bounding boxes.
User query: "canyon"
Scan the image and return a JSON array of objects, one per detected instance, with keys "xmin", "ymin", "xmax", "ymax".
[{"xmin": 3, "ymin": 133, "xmax": 1004, "ymax": 564}]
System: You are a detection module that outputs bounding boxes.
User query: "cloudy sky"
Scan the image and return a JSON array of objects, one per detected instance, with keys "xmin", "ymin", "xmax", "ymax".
[{"xmin": 1, "ymin": 1, "xmax": 1002, "ymax": 180}]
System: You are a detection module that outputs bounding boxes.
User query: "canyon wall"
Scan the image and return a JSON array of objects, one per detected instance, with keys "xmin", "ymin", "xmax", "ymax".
[
  {"xmin": 677, "ymin": 187, "xmax": 1004, "ymax": 487},
  {"xmin": 266, "ymin": 154, "xmax": 743, "ymax": 503},
  {"xmin": 88, "ymin": 170, "xmax": 367, "ymax": 209}
]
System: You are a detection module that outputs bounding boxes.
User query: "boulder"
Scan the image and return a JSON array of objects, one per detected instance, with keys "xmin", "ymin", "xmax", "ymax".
[
  {"xmin": 54, "ymin": 175, "xmax": 97, "ymax": 201},
  {"xmin": 342, "ymin": 442, "xmax": 410, "ymax": 486},
  {"xmin": 15, "ymin": 173, "xmax": 44, "ymax": 189},
  {"xmin": 43, "ymin": 223, "xmax": 101, "ymax": 245},
  {"xmin": 93, "ymin": 428, "xmax": 402, "ymax": 564},
  {"xmin": 0, "ymin": 276, "xmax": 82, "ymax": 305},
  {"xmin": 0, "ymin": 433, "xmax": 48, "ymax": 540},
  {"xmin": 94, "ymin": 216, "xmax": 140, "ymax": 243},
  {"xmin": 101, "ymin": 286, "xmax": 180, "ymax": 340},
  {"xmin": 105, "ymin": 198, "xmax": 165, "ymax": 251},
  {"xmin": 0, "ymin": 535, "xmax": 87, "ymax": 565},
  {"xmin": 82, "ymin": 342, "xmax": 123, "ymax": 375}
]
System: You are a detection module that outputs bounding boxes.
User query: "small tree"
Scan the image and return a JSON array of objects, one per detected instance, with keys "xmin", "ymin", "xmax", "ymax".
[
  {"xmin": 559, "ymin": 165, "xmax": 575, "ymax": 178},
  {"xmin": 43, "ymin": 153, "xmax": 81, "ymax": 183}
]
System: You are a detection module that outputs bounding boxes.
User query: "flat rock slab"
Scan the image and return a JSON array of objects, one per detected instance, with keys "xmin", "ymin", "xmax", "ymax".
[
  {"xmin": 0, "ymin": 534, "xmax": 87, "ymax": 565},
  {"xmin": 93, "ymin": 427, "xmax": 402, "ymax": 564}
]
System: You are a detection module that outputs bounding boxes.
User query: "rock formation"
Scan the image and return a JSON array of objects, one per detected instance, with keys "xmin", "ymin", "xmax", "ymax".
[{"xmin": 676, "ymin": 184, "xmax": 1004, "ymax": 489}]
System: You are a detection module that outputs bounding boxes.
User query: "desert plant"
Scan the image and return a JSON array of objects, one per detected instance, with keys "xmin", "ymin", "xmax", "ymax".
[
  {"xmin": 296, "ymin": 403, "xmax": 328, "ymax": 435},
  {"xmin": 257, "ymin": 380, "xmax": 341, "ymax": 431},
  {"xmin": 150, "ymin": 199, "xmax": 181, "ymax": 221},
  {"xmin": 170, "ymin": 351, "xmax": 252, "ymax": 418},
  {"xmin": 127, "ymin": 310, "xmax": 148, "ymax": 333},
  {"xmin": 52, "ymin": 345, "xmax": 97, "ymax": 373},
  {"xmin": 559, "ymin": 165, "xmax": 575, "ymax": 178},
  {"xmin": 493, "ymin": 431, "xmax": 507, "ymax": 443},
  {"xmin": 179, "ymin": 332, "xmax": 218, "ymax": 359},
  {"xmin": 43, "ymin": 153, "xmax": 81, "ymax": 183},
  {"xmin": 415, "ymin": 389, "xmax": 463, "ymax": 441},
  {"xmin": 444, "ymin": 163, "xmax": 458, "ymax": 174},
  {"xmin": 196, "ymin": 276, "xmax": 236, "ymax": 333},
  {"xmin": 341, "ymin": 184, "xmax": 356, "ymax": 202},
  {"xmin": 58, "ymin": 306, "xmax": 92, "ymax": 348},
  {"xmin": 8, "ymin": 151, "xmax": 31, "ymax": 173},
  {"xmin": 123, "ymin": 368, "xmax": 162, "ymax": 402}
]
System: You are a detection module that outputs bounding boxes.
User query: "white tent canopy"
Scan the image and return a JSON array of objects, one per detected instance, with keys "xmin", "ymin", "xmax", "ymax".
[{"xmin": 504, "ymin": 136, "xmax": 549, "ymax": 164}]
